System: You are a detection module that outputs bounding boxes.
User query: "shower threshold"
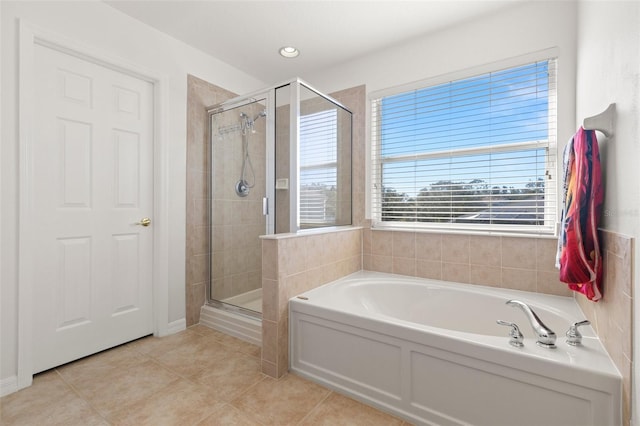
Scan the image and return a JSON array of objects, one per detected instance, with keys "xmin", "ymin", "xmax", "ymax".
[
  {"xmin": 221, "ymin": 288, "xmax": 262, "ymax": 313},
  {"xmin": 200, "ymin": 289, "xmax": 262, "ymax": 346}
]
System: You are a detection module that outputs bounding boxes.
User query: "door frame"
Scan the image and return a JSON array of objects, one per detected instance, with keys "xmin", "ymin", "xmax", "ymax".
[{"xmin": 17, "ymin": 20, "xmax": 170, "ymax": 389}]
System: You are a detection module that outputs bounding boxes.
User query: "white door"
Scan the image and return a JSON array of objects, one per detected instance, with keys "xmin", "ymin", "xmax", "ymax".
[{"xmin": 31, "ymin": 43, "xmax": 154, "ymax": 373}]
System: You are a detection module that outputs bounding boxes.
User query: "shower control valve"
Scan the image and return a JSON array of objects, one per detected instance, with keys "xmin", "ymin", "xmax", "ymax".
[{"xmin": 497, "ymin": 320, "xmax": 524, "ymax": 347}]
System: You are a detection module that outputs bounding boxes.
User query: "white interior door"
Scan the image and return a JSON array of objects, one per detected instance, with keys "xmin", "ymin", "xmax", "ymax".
[{"xmin": 31, "ymin": 43, "xmax": 154, "ymax": 373}]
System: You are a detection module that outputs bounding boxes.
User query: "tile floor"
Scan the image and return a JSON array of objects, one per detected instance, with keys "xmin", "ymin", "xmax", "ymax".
[{"xmin": 1, "ymin": 325, "xmax": 410, "ymax": 425}]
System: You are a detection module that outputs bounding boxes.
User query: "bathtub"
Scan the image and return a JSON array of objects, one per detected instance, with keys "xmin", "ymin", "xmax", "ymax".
[{"xmin": 289, "ymin": 271, "xmax": 621, "ymax": 426}]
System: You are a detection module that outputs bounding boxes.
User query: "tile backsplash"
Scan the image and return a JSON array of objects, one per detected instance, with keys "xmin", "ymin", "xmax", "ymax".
[
  {"xmin": 261, "ymin": 228, "xmax": 362, "ymax": 378},
  {"xmin": 577, "ymin": 229, "xmax": 633, "ymax": 425},
  {"xmin": 364, "ymin": 229, "xmax": 573, "ymax": 297}
]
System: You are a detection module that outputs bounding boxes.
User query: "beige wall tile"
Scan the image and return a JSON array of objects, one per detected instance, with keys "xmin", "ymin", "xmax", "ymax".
[
  {"xmin": 536, "ymin": 238, "xmax": 559, "ymax": 272},
  {"xmin": 415, "ymin": 233, "xmax": 442, "ymax": 261},
  {"xmin": 369, "ymin": 254, "xmax": 393, "ymax": 273},
  {"xmin": 261, "ymin": 320, "xmax": 277, "ymax": 364},
  {"xmin": 363, "ymin": 228, "xmax": 372, "ymax": 255},
  {"xmin": 502, "ymin": 237, "xmax": 536, "ymax": 269},
  {"xmin": 186, "ymin": 283, "xmax": 206, "ymax": 327},
  {"xmin": 469, "ymin": 235, "xmax": 501, "ymax": 267},
  {"xmin": 262, "ymin": 279, "xmax": 278, "ymax": 322},
  {"xmin": 442, "ymin": 262, "xmax": 470, "ymax": 283},
  {"xmin": 304, "ymin": 234, "xmax": 324, "ymax": 270},
  {"xmin": 277, "ymin": 316, "xmax": 289, "ymax": 377},
  {"xmin": 442, "ymin": 234, "xmax": 469, "ymax": 263},
  {"xmin": 285, "ymin": 272, "xmax": 308, "ymax": 300},
  {"xmin": 260, "ymin": 360, "xmax": 277, "ymax": 378},
  {"xmin": 537, "ymin": 271, "xmax": 573, "ymax": 296},
  {"xmin": 305, "ymin": 266, "xmax": 327, "ymax": 292},
  {"xmin": 501, "ymin": 268, "xmax": 536, "ymax": 292},
  {"xmin": 469, "ymin": 265, "xmax": 501, "ymax": 287},
  {"xmin": 393, "ymin": 232, "xmax": 415, "ymax": 259},
  {"xmin": 416, "ymin": 260, "xmax": 442, "ymax": 280},
  {"xmin": 347, "ymin": 255, "xmax": 362, "ymax": 275},
  {"xmin": 262, "ymin": 239, "xmax": 278, "ymax": 280},
  {"xmin": 363, "ymin": 254, "xmax": 373, "ymax": 270},
  {"xmin": 278, "ymin": 237, "xmax": 306, "ymax": 276},
  {"xmin": 371, "ymin": 230, "xmax": 393, "ymax": 256},
  {"xmin": 187, "ymin": 254, "xmax": 209, "ymax": 285},
  {"xmin": 393, "ymin": 257, "xmax": 416, "ymax": 277}
]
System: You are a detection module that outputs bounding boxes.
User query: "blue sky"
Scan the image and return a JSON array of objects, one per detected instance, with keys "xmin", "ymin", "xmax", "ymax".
[{"xmin": 379, "ymin": 61, "xmax": 551, "ymax": 197}]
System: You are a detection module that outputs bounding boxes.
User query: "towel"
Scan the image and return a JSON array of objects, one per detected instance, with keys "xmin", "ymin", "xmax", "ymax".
[{"xmin": 556, "ymin": 127, "xmax": 603, "ymax": 301}]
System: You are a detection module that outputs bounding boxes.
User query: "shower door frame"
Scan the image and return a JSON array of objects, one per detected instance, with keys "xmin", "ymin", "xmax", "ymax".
[
  {"xmin": 206, "ymin": 77, "xmax": 352, "ymax": 318},
  {"xmin": 207, "ymin": 90, "xmax": 275, "ymax": 319}
]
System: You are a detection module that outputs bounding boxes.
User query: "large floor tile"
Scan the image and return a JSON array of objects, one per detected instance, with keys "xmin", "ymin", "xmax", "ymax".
[
  {"xmin": 0, "ymin": 371, "xmax": 107, "ymax": 426},
  {"xmin": 153, "ymin": 335, "xmax": 236, "ymax": 379},
  {"xmin": 126, "ymin": 329, "xmax": 203, "ymax": 356},
  {"xmin": 194, "ymin": 353, "xmax": 265, "ymax": 402},
  {"xmin": 108, "ymin": 379, "xmax": 222, "ymax": 425},
  {"xmin": 299, "ymin": 392, "xmax": 405, "ymax": 425},
  {"xmin": 56, "ymin": 344, "xmax": 149, "ymax": 388},
  {"xmin": 196, "ymin": 402, "xmax": 260, "ymax": 425},
  {"xmin": 71, "ymin": 359, "xmax": 180, "ymax": 417},
  {"xmin": 212, "ymin": 333, "xmax": 262, "ymax": 358},
  {"xmin": 231, "ymin": 374, "xmax": 331, "ymax": 426}
]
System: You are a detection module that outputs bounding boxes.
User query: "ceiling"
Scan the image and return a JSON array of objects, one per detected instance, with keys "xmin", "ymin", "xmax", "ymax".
[{"xmin": 105, "ymin": 0, "xmax": 524, "ymax": 84}]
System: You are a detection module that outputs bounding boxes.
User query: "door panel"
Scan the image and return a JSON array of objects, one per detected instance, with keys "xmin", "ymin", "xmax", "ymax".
[{"xmin": 32, "ymin": 43, "xmax": 154, "ymax": 373}]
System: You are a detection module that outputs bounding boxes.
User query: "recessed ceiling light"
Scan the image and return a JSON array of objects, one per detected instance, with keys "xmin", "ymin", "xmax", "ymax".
[{"xmin": 279, "ymin": 46, "xmax": 300, "ymax": 58}]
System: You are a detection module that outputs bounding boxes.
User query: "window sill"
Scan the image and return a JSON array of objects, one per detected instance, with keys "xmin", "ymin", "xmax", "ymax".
[{"xmin": 370, "ymin": 223, "xmax": 558, "ymax": 240}]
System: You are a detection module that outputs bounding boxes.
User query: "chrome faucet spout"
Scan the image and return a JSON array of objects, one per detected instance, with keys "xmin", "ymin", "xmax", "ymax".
[{"xmin": 506, "ymin": 300, "xmax": 557, "ymax": 348}]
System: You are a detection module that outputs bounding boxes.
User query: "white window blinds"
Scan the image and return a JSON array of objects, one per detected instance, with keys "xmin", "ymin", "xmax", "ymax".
[
  {"xmin": 300, "ymin": 109, "xmax": 338, "ymax": 225},
  {"xmin": 371, "ymin": 58, "xmax": 557, "ymax": 233}
]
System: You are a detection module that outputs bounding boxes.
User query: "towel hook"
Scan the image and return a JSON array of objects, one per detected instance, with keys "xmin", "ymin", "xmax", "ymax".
[{"xmin": 583, "ymin": 103, "xmax": 616, "ymax": 138}]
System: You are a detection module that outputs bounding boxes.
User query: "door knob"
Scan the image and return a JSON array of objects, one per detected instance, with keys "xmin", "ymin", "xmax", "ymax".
[{"xmin": 136, "ymin": 217, "xmax": 151, "ymax": 227}]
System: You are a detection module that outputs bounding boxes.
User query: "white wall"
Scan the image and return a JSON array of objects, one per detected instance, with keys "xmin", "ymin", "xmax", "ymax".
[
  {"xmin": 306, "ymin": 1, "xmax": 577, "ymax": 139},
  {"xmin": 576, "ymin": 2, "xmax": 640, "ymax": 424},
  {"xmin": 1, "ymin": 0, "xmax": 266, "ymax": 385}
]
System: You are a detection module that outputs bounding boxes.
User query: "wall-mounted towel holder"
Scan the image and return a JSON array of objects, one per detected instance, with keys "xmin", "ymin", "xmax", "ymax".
[{"xmin": 583, "ymin": 103, "xmax": 616, "ymax": 138}]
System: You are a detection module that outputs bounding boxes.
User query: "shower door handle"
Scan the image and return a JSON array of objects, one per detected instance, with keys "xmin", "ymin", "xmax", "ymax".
[{"xmin": 262, "ymin": 197, "xmax": 269, "ymax": 216}]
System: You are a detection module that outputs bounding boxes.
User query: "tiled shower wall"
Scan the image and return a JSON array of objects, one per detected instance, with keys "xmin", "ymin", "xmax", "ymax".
[{"xmin": 185, "ymin": 75, "xmax": 236, "ymax": 326}]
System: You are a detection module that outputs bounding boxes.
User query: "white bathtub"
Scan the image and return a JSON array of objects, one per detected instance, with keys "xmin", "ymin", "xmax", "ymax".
[{"xmin": 289, "ymin": 271, "xmax": 621, "ymax": 426}]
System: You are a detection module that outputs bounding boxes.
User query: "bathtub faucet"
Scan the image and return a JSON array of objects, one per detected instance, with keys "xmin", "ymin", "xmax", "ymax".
[{"xmin": 506, "ymin": 300, "xmax": 557, "ymax": 349}]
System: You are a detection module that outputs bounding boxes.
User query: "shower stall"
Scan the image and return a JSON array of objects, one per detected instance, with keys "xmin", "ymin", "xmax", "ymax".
[{"xmin": 200, "ymin": 78, "xmax": 352, "ymax": 344}]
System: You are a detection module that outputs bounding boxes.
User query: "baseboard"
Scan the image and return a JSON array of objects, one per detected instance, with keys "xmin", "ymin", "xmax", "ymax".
[
  {"xmin": 167, "ymin": 318, "xmax": 186, "ymax": 335},
  {"xmin": 1, "ymin": 375, "xmax": 18, "ymax": 397}
]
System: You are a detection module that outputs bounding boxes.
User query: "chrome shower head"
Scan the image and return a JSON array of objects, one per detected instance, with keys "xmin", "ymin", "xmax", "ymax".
[{"xmin": 254, "ymin": 110, "xmax": 267, "ymax": 121}]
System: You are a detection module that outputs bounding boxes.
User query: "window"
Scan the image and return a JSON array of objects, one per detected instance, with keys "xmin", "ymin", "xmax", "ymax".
[
  {"xmin": 300, "ymin": 109, "xmax": 338, "ymax": 225},
  {"xmin": 371, "ymin": 58, "xmax": 557, "ymax": 234}
]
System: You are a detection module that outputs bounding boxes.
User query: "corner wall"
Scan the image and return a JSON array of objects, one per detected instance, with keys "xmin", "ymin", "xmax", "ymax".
[
  {"xmin": 576, "ymin": 3, "xmax": 640, "ymax": 425},
  {"xmin": 260, "ymin": 84, "xmax": 367, "ymax": 377}
]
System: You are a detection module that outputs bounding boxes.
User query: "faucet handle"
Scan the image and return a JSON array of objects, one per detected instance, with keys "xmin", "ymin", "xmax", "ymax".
[
  {"xmin": 497, "ymin": 320, "xmax": 524, "ymax": 347},
  {"xmin": 566, "ymin": 320, "xmax": 591, "ymax": 346}
]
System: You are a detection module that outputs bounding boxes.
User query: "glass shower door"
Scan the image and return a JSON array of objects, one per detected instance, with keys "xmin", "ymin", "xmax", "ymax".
[{"xmin": 209, "ymin": 98, "xmax": 269, "ymax": 316}]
